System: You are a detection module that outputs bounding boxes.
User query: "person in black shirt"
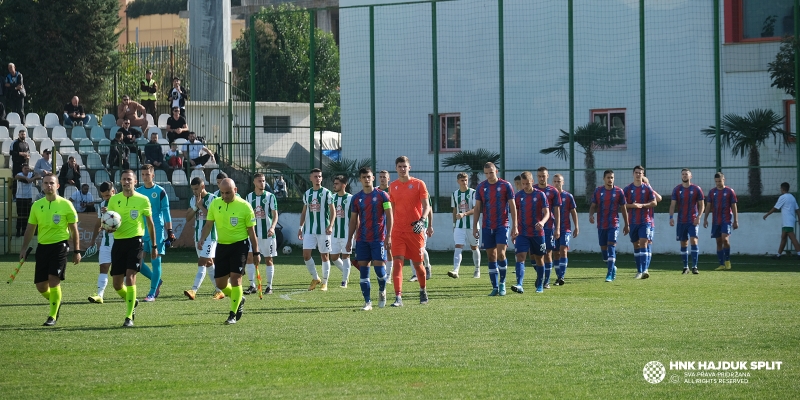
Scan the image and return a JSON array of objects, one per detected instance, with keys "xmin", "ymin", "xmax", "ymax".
[
  {"xmin": 10, "ymin": 128, "xmax": 30, "ymax": 197},
  {"xmin": 63, "ymin": 96, "xmax": 90, "ymax": 127},
  {"xmin": 58, "ymin": 156, "xmax": 81, "ymax": 196},
  {"xmin": 108, "ymin": 131, "xmax": 130, "ymax": 171},
  {"xmin": 144, "ymin": 132, "xmax": 165, "ymax": 169},
  {"xmin": 165, "ymin": 107, "xmax": 189, "ymax": 143}
]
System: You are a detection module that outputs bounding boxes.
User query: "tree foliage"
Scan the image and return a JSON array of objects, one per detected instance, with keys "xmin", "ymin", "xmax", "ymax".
[
  {"xmin": 234, "ymin": 4, "xmax": 340, "ymax": 132},
  {"xmin": 125, "ymin": 0, "xmax": 242, "ymax": 19},
  {"xmin": 768, "ymin": 35, "xmax": 799, "ymax": 97},
  {"xmin": 442, "ymin": 149, "xmax": 501, "ymax": 189},
  {"xmin": 326, "ymin": 157, "xmax": 372, "ymax": 193},
  {"xmin": 0, "ymin": 0, "xmax": 120, "ymax": 115}
]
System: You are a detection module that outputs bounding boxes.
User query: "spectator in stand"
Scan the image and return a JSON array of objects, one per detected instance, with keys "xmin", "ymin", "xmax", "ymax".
[
  {"xmin": 169, "ymin": 77, "xmax": 189, "ymax": 118},
  {"xmin": 10, "ymin": 127, "xmax": 30, "ymax": 198},
  {"xmin": 140, "ymin": 69, "xmax": 158, "ymax": 119},
  {"xmin": 107, "ymin": 131, "xmax": 130, "ymax": 171},
  {"xmin": 0, "ymin": 102, "xmax": 9, "ymax": 129},
  {"xmin": 185, "ymin": 131, "xmax": 215, "ymax": 168},
  {"xmin": 63, "ymin": 96, "xmax": 90, "ymax": 127},
  {"xmin": 4, "ymin": 62, "xmax": 25, "ymax": 115},
  {"xmin": 34, "ymin": 148, "xmax": 54, "ymax": 177},
  {"xmin": 116, "ymin": 95, "xmax": 148, "ymax": 129},
  {"xmin": 165, "ymin": 142, "xmax": 183, "ymax": 170},
  {"xmin": 165, "ymin": 106, "xmax": 189, "ymax": 143},
  {"xmin": 274, "ymin": 175, "xmax": 286, "ymax": 198},
  {"xmin": 122, "ymin": 125, "xmax": 144, "ymax": 164},
  {"xmin": 58, "ymin": 156, "xmax": 81, "ymax": 196},
  {"xmin": 15, "ymin": 164, "xmax": 41, "ymax": 236},
  {"xmin": 70, "ymin": 183, "xmax": 96, "ymax": 213},
  {"xmin": 144, "ymin": 132, "xmax": 165, "ymax": 169},
  {"xmin": 117, "ymin": 118, "xmax": 140, "ymax": 139}
]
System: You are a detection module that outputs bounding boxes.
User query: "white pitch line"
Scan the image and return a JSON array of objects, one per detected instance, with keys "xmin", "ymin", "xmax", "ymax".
[{"xmin": 280, "ymin": 289, "xmax": 310, "ymax": 302}]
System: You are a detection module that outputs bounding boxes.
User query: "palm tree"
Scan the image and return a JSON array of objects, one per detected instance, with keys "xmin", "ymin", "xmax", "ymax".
[
  {"xmin": 701, "ymin": 109, "xmax": 794, "ymax": 202},
  {"xmin": 326, "ymin": 157, "xmax": 372, "ymax": 192},
  {"xmin": 442, "ymin": 149, "xmax": 501, "ymax": 188},
  {"xmin": 540, "ymin": 122, "xmax": 626, "ymax": 202}
]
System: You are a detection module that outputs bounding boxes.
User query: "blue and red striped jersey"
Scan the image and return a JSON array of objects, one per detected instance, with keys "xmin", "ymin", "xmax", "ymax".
[
  {"xmin": 475, "ymin": 179, "xmax": 515, "ymax": 230},
  {"xmin": 623, "ymin": 183, "xmax": 656, "ymax": 225},
  {"xmin": 707, "ymin": 186, "xmax": 737, "ymax": 225},
  {"xmin": 535, "ymin": 184, "xmax": 561, "ymax": 230},
  {"xmin": 591, "ymin": 186, "xmax": 627, "ymax": 229},
  {"xmin": 350, "ymin": 189, "xmax": 391, "ymax": 242},
  {"xmin": 672, "ymin": 184, "xmax": 704, "ymax": 223},
  {"xmin": 559, "ymin": 191, "xmax": 577, "ymax": 232},
  {"xmin": 515, "ymin": 189, "xmax": 548, "ymax": 237}
]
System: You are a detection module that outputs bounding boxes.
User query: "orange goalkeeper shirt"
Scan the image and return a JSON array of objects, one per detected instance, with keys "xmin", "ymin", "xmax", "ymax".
[{"xmin": 389, "ymin": 177, "xmax": 429, "ymax": 233}]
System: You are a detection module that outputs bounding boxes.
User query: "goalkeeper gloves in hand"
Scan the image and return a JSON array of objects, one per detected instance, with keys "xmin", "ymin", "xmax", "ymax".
[{"xmin": 411, "ymin": 218, "xmax": 426, "ymax": 234}]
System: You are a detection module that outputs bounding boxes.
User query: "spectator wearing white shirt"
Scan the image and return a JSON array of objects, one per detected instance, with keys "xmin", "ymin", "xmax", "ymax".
[
  {"xmin": 15, "ymin": 164, "xmax": 41, "ymax": 236},
  {"xmin": 70, "ymin": 183, "xmax": 96, "ymax": 213},
  {"xmin": 764, "ymin": 182, "xmax": 800, "ymax": 259},
  {"xmin": 185, "ymin": 131, "xmax": 215, "ymax": 168},
  {"xmin": 34, "ymin": 148, "xmax": 54, "ymax": 177}
]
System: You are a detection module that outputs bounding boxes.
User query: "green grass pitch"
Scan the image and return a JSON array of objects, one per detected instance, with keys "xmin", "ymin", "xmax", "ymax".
[{"xmin": 0, "ymin": 249, "xmax": 798, "ymax": 399}]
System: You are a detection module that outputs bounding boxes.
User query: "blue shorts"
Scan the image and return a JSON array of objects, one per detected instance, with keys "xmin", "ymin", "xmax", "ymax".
[
  {"xmin": 143, "ymin": 232, "xmax": 166, "ymax": 256},
  {"xmin": 555, "ymin": 231, "xmax": 572, "ymax": 250},
  {"xmin": 629, "ymin": 223, "xmax": 652, "ymax": 242},
  {"xmin": 481, "ymin": 227, "xmax": 509, "ymax": 249},
  {"xmin": 355, "ymin": 241, "xmax": 386, "ymax": 262},
  {"xmin": 515, "ymin": 235, "xmax": 546, "ymax": 256},
  {"xmin": 675, "ymin": 223, "xmax": 699, "ymax": 241},
  {"xmin": 543, "ymin": 228, "xmax": 556, "ymax": 251},
  {"xmin": 597, "ymin": 228, "xmax": 619, "ymax": 247},
  {"xmin": 711, "ymin": 223, "xmax": 732, "ymax": 238}
]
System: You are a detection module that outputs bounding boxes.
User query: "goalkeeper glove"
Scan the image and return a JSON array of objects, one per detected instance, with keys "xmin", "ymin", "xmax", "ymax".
[
  {"xmin": 165, "ymin": 229, "xmax": 176, "ymax": 248},
  {"xmin": 411, "ymin": 218, "xmax": 426, "ymax": 234}
]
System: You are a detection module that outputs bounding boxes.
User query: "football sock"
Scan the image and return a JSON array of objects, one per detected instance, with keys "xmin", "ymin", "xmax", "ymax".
[
  {"xmin": 601, "ymin": 249, "xmax": 609, "ymax": 263},
  {"xmin": 413, "ymin": 263, "xmax": 427, "ymax": 289},
  {"xmin": 534, "ymin": 265, "xmax": 545, "ymax": 289},
  {"xmin": 207, "ymin": 265, "xmax": 218, "ymax": 289},
  {"xmin": 716, "ymin": 250, "xmax": 724, "ymax": 266},
  {"xmin": 488, "ymin": 261, "xmax": 498, "ymax": 289},
  {"xmin": 305, "ymin": 259, "xmax": 319, "ymax": 280},
  {"xmin": 40, "ymin": 288, "xmax": 51, "ymax": 300},
  {"xmin": 359, "ymin": 265, "xmax": 371, "ymax": 303},
  {"xmin": 385, "ymin": 260, "xmax": 393, "ymax": 282},
  {"xmin": 680, "ymin": 246, "xmax": 689, "ymax": 268},
  {"xmin": 245, "ymin": 263, "xmax": 256, "ymax": 287},
  {"xmin": 116, "ymin": 286, "xmax": 127, "ymax": 299},
  {"xmin": 265, "ymin": 264, "xmax": 275, "ymax": 287},
  {"xmin": 230, "ymin": 285, "xmax": 242, "ymax": 314},
  {"xmin": 635, "ymin": 249, "xmax": 643, "ymax": 273},
  {"xmin": 148, "ymin": 257, "xmax": 162, "ymax": 297},
  {"xmin": 49, "ymin": 286, "xmax": 62, "ymax": 319},
  {"xmin": 645, "ymin": 244, "xmax": 652, "ymax": 270},
  {"xmin": 690, "ymin": 244, "xmax": 699, "ymax": 268},
  {"xmin": 498, "ymin": 259, "xmax": 507, "ymax": 283},
  {"xmin": 392, "ymin": 260, "xmax": 403, "ymax": 295},
  {"xmin": 192, "ymin": 266, "xmax": 206, "ymax": 291},
  {"xmin": 453, "ymin": 248, "xmax": 463, "ymax": 272},
  {"xmin": 607, "ymin": 246, "xmax": 616, "ymax": 276},
  {"xmin": 125, "ymin": 285, "xmax": 136, "ymax": 319},
  {"xmin": 723, "ymin": 247, "xmax": 730, "ymax": 262},
  {"xmin": 375, "ymin": 265, "xmax": 387, "ymax": 292},
  {"xmin": 322, "ymin": 260, "xmax": 331, "ymax": 284},
  {"xmin": 516, "ymin": 262, "xmax": 525, "ymax": 286},
  {"xmin": 333, "ymin": 258, "xmax": 344, "ymax": 274},
  {"xmin": 97, "ymin": 273, "xmax": 108, "ymax": 297},
  {"xmin": 561, "ymin": 257, "xmax": 569, "ymax": 278},
  {"xmin": 472, "ymin": 249, "xmax": 481, "ymax": 269},
  {"xmin": 221, "ymin": 284, "xmax": 232, "ymax": 297},
  {"xmin": 544, "ymin": 262, "xmax": 552, "ymax": 285},
  {"xmin": 140, "ymin": 263, "xmax": 153, "ymax": 280},
  {"xmin": 423, "ymin": 248, "xmax": 431, "ymax": 269}
]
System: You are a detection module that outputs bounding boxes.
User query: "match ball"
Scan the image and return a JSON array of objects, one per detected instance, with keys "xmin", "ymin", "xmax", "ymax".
[
  {"xmin": 282, "ymin": 245, "xmax": 292, "ymax": 255},
  {"xmin": 101, "ymin": 211, "xmax": 121, "ymax": 231}
]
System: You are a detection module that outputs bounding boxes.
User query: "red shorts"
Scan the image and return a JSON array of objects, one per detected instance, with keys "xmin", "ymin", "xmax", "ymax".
[{"xmin": 392, "ymin": 231, "xmax": 424, "ymax": 263}]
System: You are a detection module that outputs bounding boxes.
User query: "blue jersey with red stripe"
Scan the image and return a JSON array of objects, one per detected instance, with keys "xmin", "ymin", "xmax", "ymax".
[
  {"xmin": 350, "ymin": 189, "xmax": 391, "ymax": 242},
  {"xmin": 672, "ymin": 184, "xmax": 704, "ymax": 223},
  {"xmin": 559, "ymin": 191, "xmax": 577, "ymax": 232},
  {"xmin": 515, "ymin": 189, "xmax": 548, "ymax": 237},
  {"xmin": 707, "ymin": 186, "xmax": 737, "ymax": 224},
  {"xmin": 535, "ymin": 184, "xmax": 561, "ymax": 230},
  {"xmin": 623, "ymin": 183, "xmax": 655, "ymax": 225},
  {"xmin": 591, "ymin": 186, "xmax": 627, "ymax": 229},
  {"xmin": 476, "ymin": 179, "xmax": 515, "ymax": 230}
]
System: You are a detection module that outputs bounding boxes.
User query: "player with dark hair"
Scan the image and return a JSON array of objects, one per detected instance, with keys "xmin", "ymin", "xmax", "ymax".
[
  {"xmin": 640, "ymin": 176, "xmax": 661, "ymax": 277},
  {"xmin": 244, "ymin": 173, "xmax": 279, "ymax": 294},
  {"xmin": 298, "ymin": 168, "xmax": 336, "ymax": 291},
  {"xmin": 448, "ymin": 172, "xmax": 481, "ymax": 279},
  {"xmin": 669, "ymin": 168, "xmax": 705, "ymax": 274},
  {"xmin": 512, "ymin": 171, "xmax": 549, "ymax": 294},
  {"xmin": 347, "ymin": 167, "xmax": 393, "ymax": 310},
  {"xmin": 589, "ymin": 170, "xmax": 629, "ymax": 282},
  {"xmin": 184, "ymin": 177, "xmax": 222, "ymax": 300},
  {"xmin": 19, "ymin": 175, "xmax": 81, "ymax": 326},
  {"xmin": 703, "ymin": 172, "xmax": 738, "ymax": 271},
  {"xmin": 552, "ymin": 173, "xmax": 578, "ymax": 285},
  {"xmin": 378, "ymin": 170, "xmax": 393, "ymax": 279},
  {"xmin": 764, "ymin": 182, "xmax": 800, "ymax": 259},
  {"xmin": 624, "ymin": 166, "xmax": 657, "ymax": 279},
  {"xmin": 473, "ymin": 162, "xmax": 517, "ymax": 296},
  {"xmin": 330, "ymin": 174, "xmax": 354, "ymax": 288},
  {"xmin": 534, "ymin": 166, "xmax": 561, "ymax": 288},
  {"xmin": 136, "ymin": 164, "xmax": 175, "ymax": 302},
  {"xmin": 88, "ymin": 181, "xmax": 116, "ymax": 304}
]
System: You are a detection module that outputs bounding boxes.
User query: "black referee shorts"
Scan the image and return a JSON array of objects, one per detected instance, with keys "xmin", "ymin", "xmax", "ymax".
[
  {"xmin": 214, "ymin": 239, "xmax": 249, "ymax": 278},
  {"xmin": 111, "ymin": 237, "xmax": 143, "ymax": 276},
  {"xmin": 34, "ymin": 241, "xmax": 68, "ymax": 284}
]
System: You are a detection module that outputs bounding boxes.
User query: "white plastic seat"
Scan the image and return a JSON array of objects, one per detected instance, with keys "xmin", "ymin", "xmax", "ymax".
[
  {"xmin": 129, "ymin": 157, "xmax": 139, "ymax": 169},
  {"xmin": 31, "ymin": 126, "xmax": 49, "ymax": 143},
  {"xmin": 147, "ymin": 126, "xmax": 163, "ymax": 139},
  {"xmin": 86, "ymin": 114, "xmax": 99, "ymax": 128},
  {"xmin": 146, "ymin": 114, "xmax": 155, "ymax": 127},
  {"xmin": 43, "ymin": 113, "xmax": 60, "ymax": 129},
  {"xmin": 97, "ymin": 139, "xmax": 111, "ymax": 155},
  {"xmin": 157, "ymin": 138, "xmax": 170, "ymax": 153},
  {"xmin": 154, "ymin": 169, "xmax": 169, "ymax": 184},
  {"xmin": 163, "ymin": 183, "xmax": 178, "ymax": 201},
  {"xmin": 101, "ymin": 114, "xmax": 116, "ymax": 129},
  {"xmin": 136, "ymin": 137, "xmax": 148, "ymax": 146},
  {"xmin": 1, "ymin": 139, "xmax": 11, "ymax": 156},
  {"xmin": 29, "ymin": 152, "xmax": 41, "ymax": 169},
  {"xmin": 171, "ymin": 170, "xmax": 188, "ymax": 186},
  {"xmin": 87, "ymin": 153, "xmax": 104, "ymax": 170},
  {"xmin": 39, "ymin": 139, "xmax": 55, "ymax": 154},
  {"xmin": 63, "ymin": 185, "xmax": 78, "ymax": 199},
  {"xmin": 51, "ymin": 126, "xmax": 69, "ymax": 142},
  {"xmin": 58, "ymin": 139, "xmax": 77, "ymax": 156},
  {"xmin": 89, "ymin": 185, "xmax": 99, "ymax": 199},
  {"xmin": 108, "ymin": 126, "xmax": 120, "ymax": 140},
  {"xmin": 190, "ymin": 169, "xmax": 205, "ymax": 183},
  {"xmin": 70, "ymin": 126, "xmax": 88, "ymax": 141},
  {"xmin": 78, "ymin": 139, "xmax": 96, "ymax": 155},
  {"xmin": 95, "ymin": 170, "xmax": 110, "ymax": 184},
  {"xmin": 0, "ymin": 126, "xmax": 8, "ymax": 140},
  {"xmin": 90, "ymin": 126, "xmax": 106, "ymax": 141},
  {"xmin": 157, "ymin": 114, "xmax": 170, "ymax": 128},
  {"xmin": 25, "ymin": 113, "xmax": 41, "ymax": 127},
  {"xmin": 209, "ymin": 168, "xmax": 221, "ymax": 181},
  {"xmin": 80, "ymin": 170, "xmax": 92, "ymax": 184},
  {"xmin": 25, "ymin": 137, "xmax": 36, "ymax": 152},
  {"xmin": 113, "ymin": 170, "xmax": 120, "ymax": 183},
  {"xmin": 7, "ymin": 112, "xmax": 21, "ymax": 125}
]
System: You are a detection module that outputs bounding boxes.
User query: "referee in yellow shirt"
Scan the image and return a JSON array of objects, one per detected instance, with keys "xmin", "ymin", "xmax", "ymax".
[
  {"xmin": 19, "ymin": 175, "xmax": 82, "ymax": 326},
  {"xmin": 107, "ymin": 170, "xmax": 157, "ymax": 328},
  {"xmin": 198, "ymin": 178, "xmax": 260, "ymax": 325}
]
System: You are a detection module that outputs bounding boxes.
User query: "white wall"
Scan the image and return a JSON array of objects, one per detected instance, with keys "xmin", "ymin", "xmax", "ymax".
[{"xmin": 279, "ymin": 212, "xmax": 786, "ymax": 255}]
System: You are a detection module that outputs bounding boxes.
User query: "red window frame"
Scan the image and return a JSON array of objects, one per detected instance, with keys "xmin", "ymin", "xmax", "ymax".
[
  {"xmin": 725, "ymin": 0, "xmax": 792, "ymax": 43},
  {"xmin": 429, "ymin": 113, "xmax": 461, "ymax": 153}
]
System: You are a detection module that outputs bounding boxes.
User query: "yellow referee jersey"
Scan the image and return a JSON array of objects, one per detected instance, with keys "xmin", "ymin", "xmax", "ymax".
[
  {"xmin": 206, "ymin": 196, "xmax": 256, "ymax": 244},
  {"xmin": 28, "ymin": 197, "xmax": 77, "ymax": 245},
  {"xmin": 107, "ymin": 192, "xmax": 152, "ymax": 239}
]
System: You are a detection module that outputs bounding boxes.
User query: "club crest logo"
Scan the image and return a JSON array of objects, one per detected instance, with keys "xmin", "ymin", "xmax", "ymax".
[
  {"xmin": 130, "ymin": 210, "xmax": 138, "ymax": 219},
  {"xmin": 230, "ymin": 217, "xmax": 238, "ymax": 227},
  {"xmin": 151, "ymin": 192, "xmax": 158, "ymax": 199},
  {"xmin": 52, "ymin": 214, "xmax": 61, "ymax": 224}
]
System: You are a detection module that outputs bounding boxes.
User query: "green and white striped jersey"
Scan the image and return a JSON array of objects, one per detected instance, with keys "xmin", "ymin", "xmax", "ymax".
[
  {"xmin": 246, "ymin": 190, "xmax": 278, "ymax": 239},
  {"xmin": 190, "ymin": 192, "xmax": 217, "ymax": 242},
  {"xmin": 452, "ymin": 188, "xmax": 477, "ymax": 229},
  {"xmin": 302, "ymin": 187, "xmax": 334, "ymax": 235},
  {"xmin": 332, "ymin": 193, "xmax": 353, "ymax": 239},
  {"xmin": 97, "ymin": 199, "xmax": 114, "ymax": 247}
]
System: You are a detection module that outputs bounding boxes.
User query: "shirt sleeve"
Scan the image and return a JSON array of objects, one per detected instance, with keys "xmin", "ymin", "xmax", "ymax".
[
  {"xmin": 419, "ymin": 181, "xmax": 429, "ymax": 201},
  {"xmin": 160, "ymin": 189, "xmax": 172, "ymax": 223},
  {"xmin": 66, "ymin": 202, "xmax": 78, "ymax": 223},
  {"xmin": 730, "ymin": 189, "xmax": 737, "ymax": 203},
  {"xmin": 245, "ymin": 203, "xmax": 256, "ymax": 228},
  {"xmin": 591, "ymin": 188, "xmax": 598, "ymax": 204},
  {"xmin": 270, "ymin": 194, "xmax": 278, "ymax": 212},
  {"xmin": 27, "ymin": 206, "xmax": 38, "ymax": 225},
  {"xmin": 141, "ymin": 197, "xmax": 152, "ymax": 217}
]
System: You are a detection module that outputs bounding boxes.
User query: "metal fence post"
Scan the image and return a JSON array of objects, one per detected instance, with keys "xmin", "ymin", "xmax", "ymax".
[
  {"xmin": 309, "ymin": 9, "xmax": 317, "ymax": 172},
  {"xmin": 432, "ymin": 0, "xmax": 439, "ymax": 211}
]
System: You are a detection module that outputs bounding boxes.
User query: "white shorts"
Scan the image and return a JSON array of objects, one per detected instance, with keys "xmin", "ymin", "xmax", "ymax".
[
  {"xmin": 99, "ymin": 245, "xmax": 112, "ymax": 265},
  {"xmin": 454, "ymin": 227, "xmax": 479, "ymax": 247},
  {"xmin": 195, "ymin": 238, "xmax": 217, "ymax": 259},
  {"xmin": 249, "ymin": 237, "xmax": 278, "ymax": 257},
  {"xmin": 330, "ymin": 236, "xmax": 353, "ymax": 255},
  {"xmin": 302, "ymin": 233, "xmax": 332, "ymax": 253}
]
